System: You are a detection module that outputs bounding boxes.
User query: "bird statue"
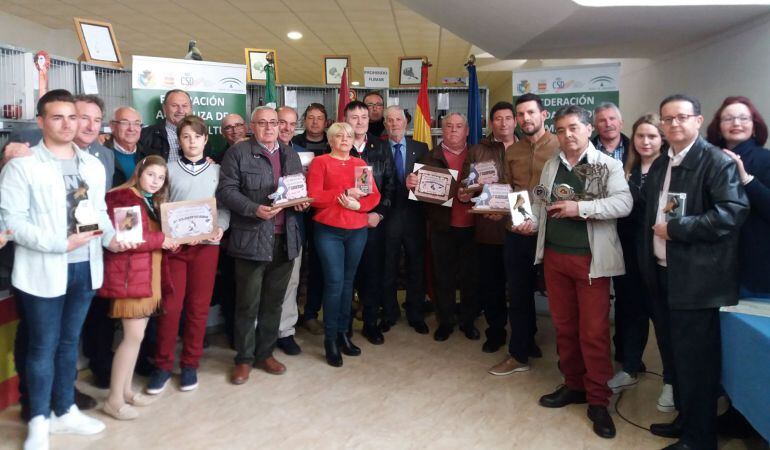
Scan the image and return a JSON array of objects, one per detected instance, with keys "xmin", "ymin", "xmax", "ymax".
[
  {"xmin": 184, "ymin": 40, "xmax": 203, "ymax": 61},
  {"xmin": 268, "ymin": 181, "xmax": 288, "ymax": 204},
  {"xmin": 471, "ymin": 186, "xmax": 491, "ymax": 207},
  {"xmin": 462, "ymin": 167, "xmax": 479, "ymax": 187}
]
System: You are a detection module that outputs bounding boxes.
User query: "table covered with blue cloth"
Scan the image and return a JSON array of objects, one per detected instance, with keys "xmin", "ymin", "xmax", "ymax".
[{"xmin": 721, "ymin": 309, "xmax": 770, "ymax": 441}]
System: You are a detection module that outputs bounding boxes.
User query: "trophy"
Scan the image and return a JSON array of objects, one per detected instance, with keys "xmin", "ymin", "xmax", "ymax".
[
  {"xmin": 532, "ymin": 162, "xmax": 610, "ymax": 205},
  {"xmin": 72, "ymin": 181, "xmax": 100, "ymax": 233}
]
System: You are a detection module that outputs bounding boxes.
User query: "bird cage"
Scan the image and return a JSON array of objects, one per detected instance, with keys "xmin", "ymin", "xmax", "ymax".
[
  {"xmin": 387, "ymin": 86, "xmax": 489, "ymax": 133},
  {"xmin": 47, "ymin": 55, "xmax": 78, "ymax": 93},
  {"xmin": 79, "ymin": 62, "xmax": 132, "ymax": 121},
  {"xmin": 246, "ymin": 83, "xmax": 285, "ymax": 113},
  {"xmin": 284, "ymin": 85, "xmax": 337, "ymax": 127},
  {"xmin": 0, "ymin": 44, "xmax": 26, "ymax": 117}
]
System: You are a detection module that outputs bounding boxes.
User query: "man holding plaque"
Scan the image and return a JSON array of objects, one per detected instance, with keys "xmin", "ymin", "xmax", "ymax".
[
  {"xmin": 517, "ymin": 105, "xmax": 631, "ymax": 439},
  {"xmin": 489, "ymin": 94, "xmax": 559, "ymax": 374},
  {"xmin": 217, "ymin": 106, "xmax": 307, "ymax": 384},
  {"xmin": 408, "ymin": 113, "xmax": 478, "ymax": 342},
  {"xmin": 640, "ymin": 95, "xmax": 748, "ymax": 450}
]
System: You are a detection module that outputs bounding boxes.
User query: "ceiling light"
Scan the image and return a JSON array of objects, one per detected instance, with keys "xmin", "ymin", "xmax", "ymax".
[
  {"xmin": 287, "ymin": 31, "xmax": 303, "ymax": 40},
  {"xmin": 351, "ymin": 81, "xmax": 360, "ymax": 86},
  {"xmin": 574, "ymin": 0, "xmax": 770, "ymax": 5}
]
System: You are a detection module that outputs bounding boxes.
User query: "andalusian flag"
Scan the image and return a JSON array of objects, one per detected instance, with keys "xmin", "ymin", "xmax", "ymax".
[
  {"xmin": 264, "ymin": 61, "xmax": 277, "ymax": 108},
  {"xmin": 0, "ymin": 296, "xmax": 20, "ymax": 410},
  {"xmin": 413, "ymin": 62, "xmax": 433, "ymax": 150}
]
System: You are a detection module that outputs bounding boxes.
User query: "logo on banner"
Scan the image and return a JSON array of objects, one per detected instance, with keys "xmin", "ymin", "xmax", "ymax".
[
  {"xmin": 516, "ymin": 80, "xmax": 531, "ymax": 94},
  {"xmin": 181, "ymin": 73, "xmax": 194, "ymax": 87},
  {"xmin": 538, "ymin": 80, "xmax": 547, "ymax": 92},
  {"xmin": 219, "ymin": 77, "xmax": 244, "ymax": 90},
  {"xmin": 138, "ymin": 70, "xmax": 153, "ymax": 87},
  {"xmin": 590, "ymin": 76, "xmax": 615, "ymax": 89},
  {"xmin": 552, "ymin": 78, "xmax": 565, "ymax": 90}
]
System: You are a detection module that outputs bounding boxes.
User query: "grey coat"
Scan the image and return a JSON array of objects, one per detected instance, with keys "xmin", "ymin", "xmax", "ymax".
[{"xmin": 216, "ymin": 138, "xmax": 303, "ymax": 262}]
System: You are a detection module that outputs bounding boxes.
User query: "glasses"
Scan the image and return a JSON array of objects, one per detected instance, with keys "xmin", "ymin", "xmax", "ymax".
[
  {"xmin": 365, "ymin": 102, "xmax": 384, "ymax": 108},
  {"xmin": 252, "ymin": 120, "xmax": 279, "ymax": 128},
  {"xmin": 661, "ymin": 114, "xmax": 697, "ymax": 125},
  {"xmin": 278, "ymin": 120, "xmax": 297, "ymax": 128},
  {"xmin": 222, "ymin": 123, "xmax": 245, "ymax": 132},
  {"xmin": 720, "ymin": 115, "xmax": 752, "ymax": 124},
  {"xmin": 112, "ymin": 119, "xmax": 143, "ymax": 128}
]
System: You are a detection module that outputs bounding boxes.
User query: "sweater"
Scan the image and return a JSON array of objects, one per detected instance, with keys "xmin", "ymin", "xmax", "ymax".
[{"xmin": 168, "ymin": 159, "xmax": 231, "ymax": 244}]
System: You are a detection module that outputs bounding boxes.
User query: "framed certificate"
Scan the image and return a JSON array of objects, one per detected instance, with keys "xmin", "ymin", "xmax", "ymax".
[
  {"xmin": 408, "ymin": 163, "xmax": 458, "ymax": 207},
  {"xmin": 113, "ymin": 205, "xmax": 144, "ymax": 243},
  {"xmin": 269, "ymin": 173, "xmax": 314, "ymax": 208},
  {"xmin": 73, "ymin": 18, "xmax": 123, "ymax": 68},
  {"xmin": 160, "ymin": 198, "xmax": 218, "ymax": 244},
  {"xmin": 323, "ymin": 55, "xmax": 350, "ymax": 85},
  {"xmin": 470, "ymin": 183, "xmax": 512, "ymax": 214},
  {"xmin": 398, "ymin": 56, "xmax": 424, "ymax": 86},
  {"xmin": 245, "ymin": 48, "xmax": 278, "ymax": 83}
]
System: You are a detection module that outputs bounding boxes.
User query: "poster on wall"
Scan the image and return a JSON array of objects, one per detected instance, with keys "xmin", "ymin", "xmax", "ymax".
[
  {"xmin": 131, "ymin": 55, "xmax": 247, "ymax": 160},
  {"xmin": 512, "ymin": 63, "xmax": 620, "ymax": 133}
]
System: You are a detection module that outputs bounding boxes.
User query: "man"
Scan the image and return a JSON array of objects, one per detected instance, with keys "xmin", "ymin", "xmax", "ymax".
[
  {"xmin": 0, "ymin": 89, "xmax": 130, "ymax": 449},
  {"xmin": 291, "ymin": 103, "xmax": 329, "ymax": 157},
  {"xmin": 591, "ymin": 102, "xmax": 629, "ymax": 163},
  {"xmin": 488, "ymin": 95, "xmax": 559, "ymax": 374},
  {"xmin": 363, "ymin": 91, "xmax": 387, "ymax": 137},
  {"xmin": 216, "ymin": 113, "xmax": 248, "ymax": 162},
  {"xmin": 517, "ymin": 105, "xmax": 631, "ymax": 439},
  {"xmin": 216, "ymin": 106, "xmax": 307, "ymax": 384},
  {"xmin": 641, "ymin": 94, "xmax": 748, "ymax": 450},
  {"xmin": 407, "ymin": 113, "xmax": 478, "ymax": 342},
  {"xmin": 105, "ymin": 106, "xmax": 145, "ymax": 186},
  {"xmin": 381, "ymin": 106, "xmax": 429, "ymax": 335},
  {"xmin": 139, "ymin": 89, "xmax": 210, "ymax": 162},
  {"xmin": 344, "ymin": 100, "xmax": 397, "ymax": 345}
]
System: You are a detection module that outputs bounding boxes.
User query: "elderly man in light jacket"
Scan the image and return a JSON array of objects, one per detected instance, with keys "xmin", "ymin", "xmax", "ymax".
[{"xmin": 512, "ymin": 105, "xmax": 631, "ymax": 440}]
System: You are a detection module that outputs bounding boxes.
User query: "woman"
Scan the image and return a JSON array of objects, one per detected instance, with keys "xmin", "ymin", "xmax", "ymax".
[
  {"xmin": 707, "ymin": 96, "xmax": 770, "ymax": 298},
  {"xmin": 307, "ymin": 122, "xmax": 381, "ymax": 367},
  {"xmin": 149, "ymin": 116, "xmax": 228, "ymax": 394},
  {"xmin": 100, "ymin": 155, "xmax": 177, "ymax": 420}
]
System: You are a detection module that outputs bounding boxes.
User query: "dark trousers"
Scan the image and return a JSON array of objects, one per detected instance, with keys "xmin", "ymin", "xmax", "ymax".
[
  {"xmin": 430, "ymin": 226, "xmax": 477, "ymax": 327},
  {"xmin": 478, "ymin": 243, "xmax": 506, "ymax": 337},
  {"xmin": 612, "ymin": 268, "xmax": 651, "ymax": 374},
  {"xmin": 652, "ymin": 266, "xmax": 676, "ymax": 385},
  {"xmin": 504, "ymin": 232, "xmax": 538, "ymax": 363},
  {"xmin": 355, "ymin": 225, "xmax": 385, "ymax": 326},
  {"xmin": 212, "ymin": 234, "xmax": 236, "ymax": 344},
  {"xmin": 81, "ymin": 299, "xmax": 115, "ymax": 383},
  {"xmin": 302, "ymin": 219, "xmax": 324, "ymax": 321},
  {"xmin": 233, "ymin": 235, "xmax": 293, "ymax": 364},
  {"xmin": 382, "ymin": 210, "xmax": 426, "ymax": 323}
]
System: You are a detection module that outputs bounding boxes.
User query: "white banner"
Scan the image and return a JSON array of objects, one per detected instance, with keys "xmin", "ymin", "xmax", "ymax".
[
  {"xmin": 132, "ymin": 55, "xmax": 246, "ymax": 95},
  {"xmin": 364, "ymin": 67, "xmax": 389, "ymax": 88},
  {"xmin": 513, "ymin": 63, "xmax": 620, "ymax": 96}
]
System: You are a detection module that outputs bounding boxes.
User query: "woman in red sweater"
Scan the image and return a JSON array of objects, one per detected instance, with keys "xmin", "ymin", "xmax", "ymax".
[
  {"xmin": 100, "ymin": 155, "xmax": 178, "ymax": 420},
  {"xmin": 307, "ymin": 122, "xmax": 380, "ymax": 367}
]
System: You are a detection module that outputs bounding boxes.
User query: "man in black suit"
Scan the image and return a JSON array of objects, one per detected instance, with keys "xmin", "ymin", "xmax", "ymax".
[
  {"xmin": 138, "ymin": 89, "xmax": 211, "ymax": 162},
  {"xmin": 381, "ymin": 106, "xmax": 429, "ymax": 335}
]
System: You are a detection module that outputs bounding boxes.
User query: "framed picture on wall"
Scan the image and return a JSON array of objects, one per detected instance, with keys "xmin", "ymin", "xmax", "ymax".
[
  {"xmin": 398, "ymin": 56, "xmax": 424, "ymax": 86},
  {"xmin": 73, "ymin": 17, "xmax": 123, "ymax": 68},
  {"xmin": 323, "ymin": 55, "xmax": 350, "ymax": 85},
  {"xmin": 245, "ymin": 48, "xmax": 278, "ymax": 83}
]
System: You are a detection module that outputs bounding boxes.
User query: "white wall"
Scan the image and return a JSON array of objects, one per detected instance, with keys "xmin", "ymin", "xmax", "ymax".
[{"xmin": 0, "ymin": 10, "xmax": 82, "ymax": 59}]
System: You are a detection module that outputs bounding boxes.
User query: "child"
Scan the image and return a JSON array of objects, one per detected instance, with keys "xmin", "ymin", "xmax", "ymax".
[
  {"xmin": 148, "ymin": 115, "xmax": 229, "ymax": 393},
  {"xmin": 100, "ymin": 155, "xmax": 178, "ymax": 420}
]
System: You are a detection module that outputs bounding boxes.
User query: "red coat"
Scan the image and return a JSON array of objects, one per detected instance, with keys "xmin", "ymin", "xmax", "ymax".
[{"xmin": 98, "ymin": 188, "xmax": 170, "ymax": 299}]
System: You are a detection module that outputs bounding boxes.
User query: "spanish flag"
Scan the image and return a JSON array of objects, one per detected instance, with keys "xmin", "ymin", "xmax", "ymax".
[
  {"xmin": 412, "ymin": 62, "xmax": 433, "ymax": 150},
  {"xmin": 0, "ymin": 295, "xmax": 20, "ymax": 410}
]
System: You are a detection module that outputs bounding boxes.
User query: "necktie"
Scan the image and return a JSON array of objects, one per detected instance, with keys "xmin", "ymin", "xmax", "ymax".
[{"xmin": 394, "ymin": 143, "xmax": 405, "ymax": 183}]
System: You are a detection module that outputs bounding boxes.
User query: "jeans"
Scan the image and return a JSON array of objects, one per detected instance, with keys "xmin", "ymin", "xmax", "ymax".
[
  {"xmin": 314, "ymin": 223, "xmax": 367, "ymax": 340},
  {"xmin": 16, "ymin": 261, "xmax": 95, "ymax": 419}
]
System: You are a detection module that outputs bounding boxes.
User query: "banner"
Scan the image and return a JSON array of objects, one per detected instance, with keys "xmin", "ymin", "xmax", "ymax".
[
  {"xmin": 512, "ymin": 63, "xmax": 620, "ymax": 133},
  {"xmin": 131, "ymin": 56, "xmax": 247, "ymax": 158}
]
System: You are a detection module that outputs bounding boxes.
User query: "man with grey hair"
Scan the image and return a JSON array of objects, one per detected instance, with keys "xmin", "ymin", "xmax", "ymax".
[
  {"xmin": 406, "ymin": 112, "xmax": 478, "ymax": 342},
  {"xmin": 381, "ymin": 105, "xmax": 430, "ymax": 335},
  {"xmin": 591, "ymin": 102, "xmax": 628, "ymax": 163},
  {"xmin": 105, "ymin": 106, "xmax": 145, "ymax": 186}
]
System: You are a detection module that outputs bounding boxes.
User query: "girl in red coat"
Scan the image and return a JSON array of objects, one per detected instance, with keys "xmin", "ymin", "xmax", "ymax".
[{"xmin": 100, "ymin": 155, "xmax": 178, "ymax": 420}]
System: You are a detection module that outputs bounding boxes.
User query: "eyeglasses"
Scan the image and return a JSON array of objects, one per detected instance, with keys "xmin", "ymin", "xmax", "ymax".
[
  {"xmin": 365, "ymin": 102, "xmax": 384, "ymax": 108},
  {"xmin": 253, "ymin": 120, "xmax": 279, "ymax": 128},
  {"xmin": 222, "ymin": 123, "xmax": 245, "ymax": 132},
  {"xmin": 720, "ymin": 115, "xmax": 752, "ymax": 124},
  {"xmin": 112, "ymin": 119, "xmax": 143, "ymax": 128},
  {"xmin": 278, "ymin": 120, "xmax": 297, "ymax": 128},
  {"xmin": 661, "ymin": 114, "xmax": 697, "ymax": 125}
]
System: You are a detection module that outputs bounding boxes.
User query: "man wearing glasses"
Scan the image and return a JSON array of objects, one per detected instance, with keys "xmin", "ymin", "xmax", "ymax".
[
  {"xmin": 216, "ymin": 113, "xmax": 247, "ymax": 162},
  {"xmin": 364, "ymin": 91, "xmax": 387, "ymax": 137},
  {"xmin": 105, "ymin": 107, "xmax": 144, "ymax": 186},
  {"xmin": 217, "ymin": 106, "xmax": 308, "ymax": 384},
  {"xmin": 639, "ymin": 94, "xmax": 749, "ymax": 450}
]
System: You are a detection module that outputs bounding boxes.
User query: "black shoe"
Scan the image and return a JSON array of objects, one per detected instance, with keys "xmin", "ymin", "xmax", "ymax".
[
  {"xmin": 337, "ymin": 332, "xmax": 361, "ymax": 356},
  {"xmin": 528, "ymin": 343, "xmax": 543, "ymax": 358},
  {"xmin": 421, "ymin": 300, "xmax": 435, "ymax": 314},
  {"xmin": 378, "ymin": 319, "xmax": 396, "ymax": 333},
  {"xmin": 324, "ymin": 339, "xmax": 343, "ymax": 367},
  {"xmin": 482, "ymin": 339, "xmax": 503, "ymax": 353},
  {"xmin": 482, "ymin": 328, "xmax": 506, "ymax": 353},
  {"xmin": 276, "ymin": 336, "xmax": 302, "ymax": 356},
  {"xmin": 362, "ymin": 324, "xmax": 384, "ymax": 345},
  {"xmin": 717, "ymin": 405, "xmax": 757, "ymax": 439},
  {"xmin": 408, "ymin": 320, "xmax": 429, "ymax": 335},
  {"xmin": 74, "ymin": 388, "xmax": 97, "ymax": 411},
  {"xmin": 433, "ymin": 324, "xmax": 454, "ymax": 342},
  {"xmin": 662, "ymin": 442, "xmax": 694, "ymax": 450},
  {"xmin": 587, "ymin": 405, "xmax": 616, "ymax": 438},
  {"xmin": 459, "ymin": 323, "xmax": 480, "ymax": 340},
  {"xmin": 650, "ymin": 414, "xmax": 684, "ymax": 439},
  {"xmin": 90, "ymin": 371, "xmax": 111, "ymax": 389},
  {"xmin": 539, "ymin": 385, "xmax": 587, "ymax": 408}
]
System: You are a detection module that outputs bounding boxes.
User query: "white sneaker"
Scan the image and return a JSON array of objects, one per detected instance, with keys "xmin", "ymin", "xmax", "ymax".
[
  {"xmin": 607, "ymin": 370, "xmax": 638, "ymax": 394},
  {"xmin": 49, "ymin": 404, "xmax": 106, "ymax": 435},
  {"xmin": 657, "ymin": 383, "xmax": 675, "ymax": 412},
  {"xmin": 24, "ymin": 415, "xmax": 50, "ymax": 450}
]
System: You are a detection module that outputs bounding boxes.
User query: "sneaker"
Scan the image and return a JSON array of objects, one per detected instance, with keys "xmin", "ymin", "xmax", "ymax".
[
  {"xmin": 146, "ymin": 369, "xmax": 171, "ymax": 395},
  {"xmin": 180, "ymin": 368, "xmax": 198, "ymax": 392},
  {"xmin": 488, "ymin": 356, "xmax": 530, "ymax": 376},
  {"xmin": 607, "ymin": 370, "xmax": 638, "ymax": 394},
  {"xmin": 49, "ymin": 405, "xmax": 105, "ymax": 435},
  {"xmin": 657, "ymin": 383, "xmax": 675, "ymax": 412},
  {"xmin": 302, "ymin": 318, "xmax": 324, "ymax": 336},
  {"xmin": 24, "ymin": 415, "xmax": 49, "ymax": 450}
]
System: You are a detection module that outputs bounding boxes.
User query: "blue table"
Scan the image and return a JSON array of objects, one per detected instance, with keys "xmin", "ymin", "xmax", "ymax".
[{"xmin": 721, "ymin": 310, "xmax": 770, "ymax": 441}]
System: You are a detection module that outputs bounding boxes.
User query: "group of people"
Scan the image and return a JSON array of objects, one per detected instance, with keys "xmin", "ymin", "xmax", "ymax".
[{"xmin": 1, "ymin": 85, "xmax": 767, "ymax": 450}]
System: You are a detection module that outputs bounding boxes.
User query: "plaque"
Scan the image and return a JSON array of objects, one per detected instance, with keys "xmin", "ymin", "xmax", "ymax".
[
  {"xmin": 355, "ymin": 166, "xmax": 374, "ymax": 195},
  {"xmin": 113, "ymin": 205, "xmax": 144, "ymax": 243},
  {"xmin": 268, "ymin": 173, "xmax": 314, "ymax": 208},
  {"xmin": 408, "ymin": 163, "xmax": 458, "ymax": 207},
  {"xmin": 160, "ymin": 198, "xmax": 218, "ymax": 244},
  {"xmin": 462, "ymin": 161, "xmax": 498, "ymax": 192},
  {"xmin": 71, "ymin": 181, "xmax": 100, "ymax": 233},
  {"xmin": 508, "ymin": 191, "xmax": 534, "ymax": 226},
  {"xmin": 663, "ymin": 192, "xmax": 686, "ymax": 222},
  {"xmin": 470, "ymin": 183, "xmax": 512, "ymax": 214}
]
